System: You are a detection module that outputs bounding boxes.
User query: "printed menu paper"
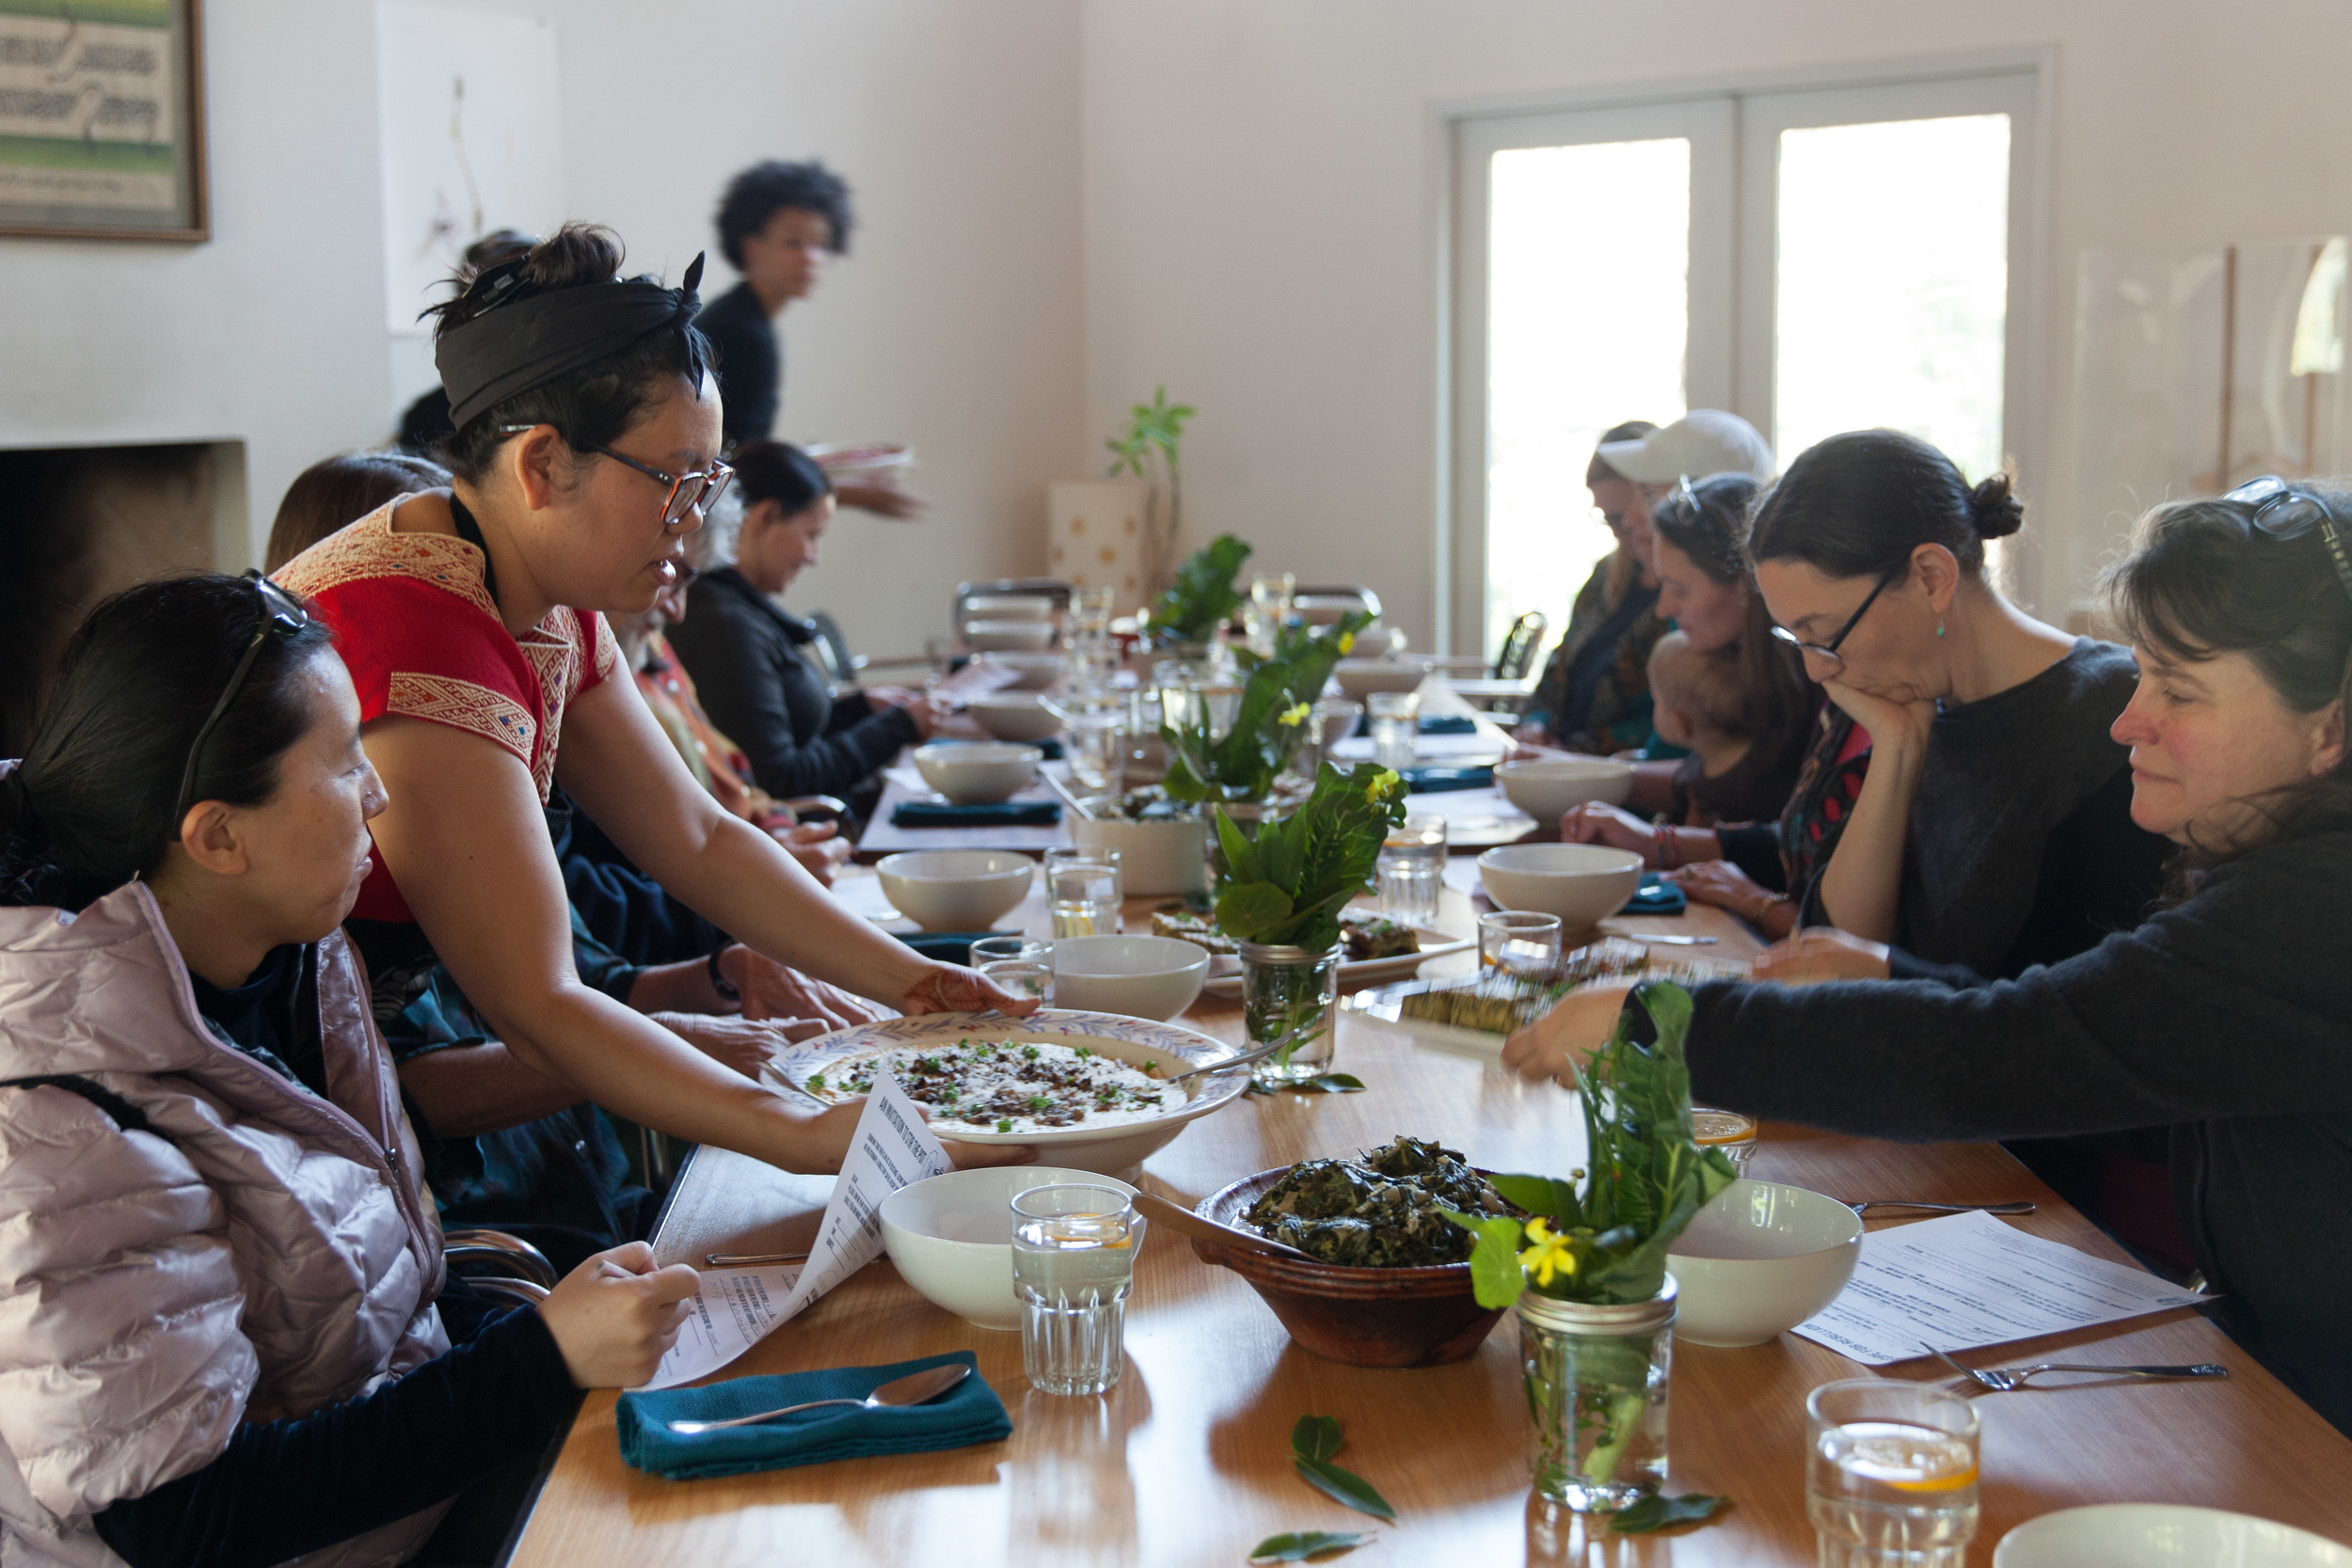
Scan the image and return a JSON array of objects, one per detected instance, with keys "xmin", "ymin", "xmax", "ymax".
[
  {"xmin": 639, "ymin": 1072, "xmax": 949, "ymax": 1389},
  {"xmin": 1794, "ymin": 1208, "xmax": 2208, "ymax": 1367}
]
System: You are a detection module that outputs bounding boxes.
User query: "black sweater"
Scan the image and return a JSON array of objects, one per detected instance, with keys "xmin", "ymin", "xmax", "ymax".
[
  {"xmin": 1686, "ymin": 828, "xmax": 2352, "ymax": 1433},
  {"xmin": 696, "ymin": 280, "xmax": 780, "ymax": 449},
  {"xmin": 664, "ymin": 565, "xmax": 919, "ymax": 799}
]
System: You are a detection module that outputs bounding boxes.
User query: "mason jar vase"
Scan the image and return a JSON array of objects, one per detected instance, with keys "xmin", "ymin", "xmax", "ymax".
[
  {"xmin": 1235, "ymin": 941, "xmax": 1342, "ymax": 1088},
  {"xmin": 1516, "ymin": 1276, "xmax": 1677, "ymax": 1513}
]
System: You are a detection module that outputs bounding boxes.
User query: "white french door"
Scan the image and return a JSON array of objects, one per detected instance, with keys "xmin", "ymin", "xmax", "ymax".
[{"xmin": 1449, "ymin": 67, "xmax": 2042, "ymax": 655}]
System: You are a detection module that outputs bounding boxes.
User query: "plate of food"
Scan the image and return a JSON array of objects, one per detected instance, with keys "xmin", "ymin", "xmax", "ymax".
[
  {"xmin": 1343, "ymin": 938, "xmax": 1747, "ymax": 1058},
  {"xmin": 767, "ymin": 1008, "xmax": 1249, "ymax": 1177},
  {"xmin": 1156, "ymin": 904, "xmax": 1474, "ymax": 997}
]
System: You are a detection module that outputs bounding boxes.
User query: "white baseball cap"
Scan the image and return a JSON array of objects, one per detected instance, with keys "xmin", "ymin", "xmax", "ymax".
[{"xmin": 1596, "ymin": 410, "xmax": 1774, "ymax": 485}]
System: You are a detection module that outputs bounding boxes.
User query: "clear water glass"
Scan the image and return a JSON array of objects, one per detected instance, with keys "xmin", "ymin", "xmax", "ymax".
[
  {"xmin": 1063, "ymin": 708, "xmax": 1127, "ymax": 795},
  {"xmin": 1366, "ymin": 690, "xmax": 1421, "ymax": 769},
  {"xmin": 1011, "ymin": 1184, "xmax": 1143, "ymax": 1396},
  {"xmin": 1805, "ymin": 1380, "xmax": 1979, "ymax": 1568},
  {"xmin": 1069, "ymin": 586, "xmax": 1115, "ymax": 638},
  {"xmin": 1044, "ymin": 847, "xmax": 1122, "ymax": 937},
  {"xmin": 970, "ymin": 935, "xmax": 1049, "ymax": 966},
  {"xmin": 1480, "ymin": 910, "xmax": 1562, "ymax": 974},
  {"xmin": 1066, "ymin": 632, "xmax": 1120, "ymax": 697},
  {"xmin": 1691, "ymin": 1107, "xmax": 1758, "ymax": 1174},
  {"xmin": 977, "ymin": 958, "xmax": 1054, "ymax": 1003},
  {"xmin": 1376, "ymin": 811, "xmax": 1448, "ymax": 927}
]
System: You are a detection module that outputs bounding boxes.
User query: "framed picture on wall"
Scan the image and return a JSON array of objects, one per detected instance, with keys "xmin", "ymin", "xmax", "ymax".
[{"xmin": 0, "ymin": 0, "xmax": 208, "ymax": 242}]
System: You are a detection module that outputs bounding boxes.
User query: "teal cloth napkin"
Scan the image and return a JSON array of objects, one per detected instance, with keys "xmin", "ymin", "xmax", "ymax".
[
  {"xmin": 892, "ymin": 931, "xmax": 1010, "ymax": 965},
  {"xmin": 615, "ymin": 1351, "xmax": 1009, "ymax": 1481},
  {"xmin": 1418, "ymin": 714, "xmax": 1479, "ymax": 736},
  {"xmin": 1400, "ymin": 764, "xmax": 1494, "ymax": 793},
  {"xmin": 1625, "ymin": 873, "xmax": 1687, "ymax": 915},
  {"xmin": 892, "ymin": 800, "xmax": 1061, "ymax": 827}
]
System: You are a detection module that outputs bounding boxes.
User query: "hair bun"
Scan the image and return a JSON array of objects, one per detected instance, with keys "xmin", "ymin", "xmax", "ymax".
[{"xmin": 1968, "ymin": 472, "xmax": 2025, "ymax": 540}]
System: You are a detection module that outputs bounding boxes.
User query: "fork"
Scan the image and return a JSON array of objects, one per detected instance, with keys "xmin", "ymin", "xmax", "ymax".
[
  {"xmin": 1848, "ymin": 1200, "xmax": 2036, "ymax": 1217},
  {"xmin": 1924, "ymin": 1343, "xmax": 2229, "ymax": 1392}
]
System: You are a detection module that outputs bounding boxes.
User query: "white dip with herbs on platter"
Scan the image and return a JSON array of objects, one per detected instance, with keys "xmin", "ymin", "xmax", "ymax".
[{"xmin": 797, "ymin": 1038, "xmax": 1180, "ymax": 1134}]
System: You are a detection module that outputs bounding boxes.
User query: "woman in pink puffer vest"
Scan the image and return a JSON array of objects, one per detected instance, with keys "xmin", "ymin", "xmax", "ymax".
[{"xmin": 0, "ymin": 577, "xmax": 698, "ymax": 1568}]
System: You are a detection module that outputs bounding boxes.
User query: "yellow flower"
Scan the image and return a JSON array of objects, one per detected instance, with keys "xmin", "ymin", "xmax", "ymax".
[
  {"xmin": 1518, "ymin": 1217, "xmax": 1579, "ymax": 1289},
  {"xmin": 1337, "ymin": 630, "xmax": 1356, "ymax": 655},
  {"xmin": 1278, "ymin": 701, "xmax": 1312, "ymax": 728},
  {"xmin": 1366, "ymin": 767, "xmax": 1401, "ymax": 804}
]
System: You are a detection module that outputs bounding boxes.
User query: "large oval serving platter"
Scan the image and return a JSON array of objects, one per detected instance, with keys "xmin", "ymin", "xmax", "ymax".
[{"xmin": 767, "ymin": 1009, "xmax": 1250, "ymax": 1178}]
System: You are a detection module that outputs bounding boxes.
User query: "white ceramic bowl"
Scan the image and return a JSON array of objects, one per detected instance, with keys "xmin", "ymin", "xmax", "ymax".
[
  {"xmin": 1051, "ymin": 935, "xmax": 1211, "ymax": 1021},
  {"xmin": 778, "ymin": 1007, "xmax": 1252, "ymax": 1176},
  {"xmin": 1496, "ymin": 757, "xmax": 1636, "ymax": 819},
  {"xmin": 1073, "ymin": 814, "xmax": 1208, "ymax": 896},
  {"xmin": 1665, "ymin": 1180, "xmax": 1864, "ymax": 1347},
  {"xmin": 1332, "ymin": 658, "xmax": 1426, "ymax": 702},
  {"xmin": 962, "ymin": 594, "xmax": 1057, "ymax": 622},
  {"xmin": 974, "ymin": 651, "xmax": 1064, "ymax": 690},
  {"xmin": 1476, "ymin": 843, "xmax": 1644, "ymax": 925},
  {"xmin": 964, "ymin": 619, "xmax": 1057, "ymax": 652},
  {"xmin": 881, "ymin": 1165, "xmax": 1140, "ymax": 1330},
  {"xmin": 967, "ymin": 691, "xmax": 1063, "ymax": 743},
  {"xmin": 1994, "ymin": 1506, "xmax": 2352, "ymax": 1568},
  {"xmin": 875, "ymin": 849, "xmax": 1035, "ymax": 931},
  {"xmin": 914, "ymin": 740, "xmax": 1041, "ymax": 804}
]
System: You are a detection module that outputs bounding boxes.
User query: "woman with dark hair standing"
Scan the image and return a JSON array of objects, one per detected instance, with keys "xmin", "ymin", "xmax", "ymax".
[
  {"xmin": 665, "ymin": 438, "xmax": 944, "ymax": 802},
  {"xmin": 274, "ymin": 225, "xmax": 1030, "ymax": 1185},
  {"xmin": 1506, "ymin": 479, "xmax": 2352, "ymax": 1429},
  {"xmin": 0, "ymin": 577, "xmax": 694, "ymax": 1567}
]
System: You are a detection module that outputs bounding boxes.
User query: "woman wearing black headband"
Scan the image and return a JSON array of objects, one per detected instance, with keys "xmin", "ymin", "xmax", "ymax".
[{"xmin": 276, "ymin": 225, "xmax": 1033, "ymax": 1180}]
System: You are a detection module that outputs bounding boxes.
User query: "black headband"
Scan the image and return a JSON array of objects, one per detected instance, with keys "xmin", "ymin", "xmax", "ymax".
[{"xmin": 436, "ymin": 252, "xmax": 705, "ymax": 430}]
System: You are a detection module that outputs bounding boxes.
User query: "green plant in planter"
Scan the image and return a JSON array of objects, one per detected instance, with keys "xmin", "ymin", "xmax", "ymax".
[
  {"xmin": 1105, "ymin": 386, "xmax": 1199, "ymax": 601},
  {"xmin": 1441, "ymin": 985, "xmax": 1738, "ymax": 1498},
  {"xmin": 1160, "ymin": 611, "xmax": 1370, "ymax": 805},
  {"xmin": 1143, "ymin": 531, "xmax": 1250, "ymax": 645}
]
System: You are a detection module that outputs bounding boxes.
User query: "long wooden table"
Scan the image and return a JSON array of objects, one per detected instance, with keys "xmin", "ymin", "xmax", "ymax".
[{"xmin": 509, "ymin": 893, "xmax": 2352, "ymax": 1566}]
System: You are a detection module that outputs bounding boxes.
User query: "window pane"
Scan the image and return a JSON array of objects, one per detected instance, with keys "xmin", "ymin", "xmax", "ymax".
[
  {"xmin": 1486, "ymin": 138, "xmax": 1690, "ymax": 659},
  {"xmin": 1774, "ymin": 115, "xmax": 2010, "ymax": 481}
]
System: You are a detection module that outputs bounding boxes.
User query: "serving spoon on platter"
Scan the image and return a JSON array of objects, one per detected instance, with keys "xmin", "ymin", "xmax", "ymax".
[{"xmin": 666, "ymin": 1363, "xmax": 973, "ymax": 1434}]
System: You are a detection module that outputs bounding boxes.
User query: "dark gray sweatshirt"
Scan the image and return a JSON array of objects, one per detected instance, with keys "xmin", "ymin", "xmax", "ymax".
[{"xmin": 1687, "ymin": 827, "xmax": 2352, "ymax": 1434}]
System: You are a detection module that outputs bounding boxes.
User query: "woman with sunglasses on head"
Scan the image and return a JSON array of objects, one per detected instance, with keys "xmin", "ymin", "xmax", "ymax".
[
  {"xmin": 275, "ymin": 225, "xmax": 1033, "ymax": 1185},
  {"xmin": 0, "ymin": 575, "xmax": 698, "ymax": 1568},
  {"xmin": 664, "ymin": 439, "xmax": 946, "ymax": 807},
  {"xmin": 1505, "ymin": 483, "xmax": 2352, "ymax": 1430}
]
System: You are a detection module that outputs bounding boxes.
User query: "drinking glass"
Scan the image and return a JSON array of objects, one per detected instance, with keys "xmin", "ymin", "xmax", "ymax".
[
  {"xmin": 1246, "ymin": 573, "xmax": 1295, "ymax": 657},
  {"xmin": 1366, "ymin": 690, "xmax": 1421, "ymax": 769},
  {"xmin": 1805, "ymin": 1380, "xmax": 1979, "ymax": 1568},
  {"xmin": 1066, "ymin": 632, "xmax": 1121, "ymax": 697},
  {"xmin": 1012, "ymin": 1183, "xmax": 1143, "ymax": 1396},
  {"xmin": 1069, "ymin": 586, "xmax": 1116, "ymax": 637},
  {"xmin": 1480, "ymin": 910, "xmax": 1562, "ymax": 975},
  {"xmin": 1376, "ymin": 811, "xmax": 1448, "ymax": 927},
  {"xmin": 1044, "ymin": 847, "xmax": 1123, "ymax": 937},
  {"xmin": 1691, "ymin": 1107, "xmax": 1758, "ymax": 1174},
  {"xmin": 1063, "ymin": 707, "xmax": 1127, "ymax": 795},
  {"xmin": 978, "ymin": 958, "xmax": 1054, "ymax": 1003}
]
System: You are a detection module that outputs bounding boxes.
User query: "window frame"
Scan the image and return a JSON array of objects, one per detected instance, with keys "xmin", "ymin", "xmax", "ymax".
[{"xmin": 1439, "ymin": 53, "xmax": 2051, "ymax": 653}]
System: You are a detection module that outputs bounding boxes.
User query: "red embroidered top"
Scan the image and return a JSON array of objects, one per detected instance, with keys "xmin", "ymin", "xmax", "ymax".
[{"xmin": 275, "ymin": 497, "xmax": 618, "ymax": 923}]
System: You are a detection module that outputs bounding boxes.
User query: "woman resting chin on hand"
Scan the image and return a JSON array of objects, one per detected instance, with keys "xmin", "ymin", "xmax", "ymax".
[{"xmin": 0, "ymin": 577, "xmax": 699, "ymax": 1568}]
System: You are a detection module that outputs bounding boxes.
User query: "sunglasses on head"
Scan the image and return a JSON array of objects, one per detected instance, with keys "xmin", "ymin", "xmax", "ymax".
[
  {"xmin": 175, "ymin": 573, "xmax": 312, "ymax": 822},
  {"xmin": 2224, "ymin": 475, "xmax": 2352, "ymax": 604}
]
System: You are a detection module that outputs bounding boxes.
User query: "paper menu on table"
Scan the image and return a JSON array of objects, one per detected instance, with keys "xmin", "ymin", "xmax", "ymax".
[
  {"xmin": 1793, "ymin": 1208, "xmax": 2209, "ymax": 1367},
  {"xmin": 638, "ymin": 1072, "xmax": 950, "ymax": 1390}
]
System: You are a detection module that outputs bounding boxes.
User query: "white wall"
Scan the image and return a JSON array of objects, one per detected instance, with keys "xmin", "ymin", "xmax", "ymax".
[
  {"xmin": 1079, "ymin": 0, "xmax": 2352, "ymax": 650},
  {"xmin": 0, "ymin": 0, "xmax": 1085, "ymax": 659}
]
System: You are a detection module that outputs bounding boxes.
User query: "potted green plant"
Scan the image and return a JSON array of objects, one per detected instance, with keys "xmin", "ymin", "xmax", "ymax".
[
  {"xmin": 1442, "ymin": 985, "xmax": 1738, "ymax": 1513},
  {"xmin": 1208, "ymin": 760, "xmax": 1408, "ymax": 1086},
  {"xmin": 1105, "ymin": 385, "xmax": 1197, "ymax": 598}
]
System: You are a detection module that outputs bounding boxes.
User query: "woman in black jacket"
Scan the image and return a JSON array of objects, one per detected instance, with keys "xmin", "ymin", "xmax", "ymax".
[
  {"xmin": 665, "ymin": 441, "xmax": 943, "ymax": 800},
  {"xmin": 1505, "ymin": 478, "xmax": 2352, "ymax": 1433}
]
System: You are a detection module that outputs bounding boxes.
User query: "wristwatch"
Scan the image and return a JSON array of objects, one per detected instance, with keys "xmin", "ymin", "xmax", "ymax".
[{"xmin": 707, "ymin": 943, "xmax": 741, "ymax": 1004}]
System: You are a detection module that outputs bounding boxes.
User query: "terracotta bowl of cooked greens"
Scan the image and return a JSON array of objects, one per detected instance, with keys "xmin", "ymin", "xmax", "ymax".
[{"xmin": 1190, "ymin": 1139, "xmax": 1514, "ymax": 1369}]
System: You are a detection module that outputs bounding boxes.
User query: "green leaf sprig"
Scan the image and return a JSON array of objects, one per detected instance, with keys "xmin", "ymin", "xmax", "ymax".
[
  {"xmin": 1610, "ymin": 1493, "xmax": 1727, "ymax": 1533},
  {"xmin": 1443, "ymin": 983, "xmax": 1737, "ymax": 1309},
  {"xmin": 1159, "ymin": 610, "xmax": 1371, "ymax": 804},
  {"xmin": 1289, "ymin": 1416, "xmax": 1395, "ymax": 1523},
  {"xmin": 1142, "ymin": 530, "xmax": 1246, "ymax": 643},
  {"xmin": 1248, "ymin": 1529, "xmax": 1374, "ymax": 1562},
  {"xmin": 1206, "ymin": 762, "xmax": 1409, "ymax": 956}
]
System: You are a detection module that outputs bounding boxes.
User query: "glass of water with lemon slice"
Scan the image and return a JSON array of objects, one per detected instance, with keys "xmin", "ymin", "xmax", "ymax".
[
  {"xmin": 1806, "ymin": 1380, "xmax": 1979, "ymax": 1566},
  {"xmin": 1011, "ymin": 1184, "xmax": 1145, "ymax": 1395}
]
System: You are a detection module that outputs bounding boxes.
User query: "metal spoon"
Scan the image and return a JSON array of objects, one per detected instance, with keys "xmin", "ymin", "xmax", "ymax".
[
  {"xmin": 1612, "ymin": 932, "xmax": 1718, "ymax": 945},
  {"xmin": 1848, "ymin": 1200, "xmax": 2037, "ymax": 1217},
  {"xmin": 704, "ymin": 1250, "xmax": 810, "ymax": 1268},
  {"xmin": 665, "ymin": 1363, "xmax": 972, "ymax": 1434},
  {"xmin": 1160, "ymin": 1022, "xmax": 1323, "ymax": 1084}
]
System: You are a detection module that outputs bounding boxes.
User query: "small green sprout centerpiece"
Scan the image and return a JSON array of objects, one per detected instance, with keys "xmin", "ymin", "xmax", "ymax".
[
  {"xmin": 1210, "ymin": 761, "xmax": 1407, "ymax": 1085},
  {"xmin": 1141, "ymin": 531, "xmax": 1249, "ymax": 647},
  {"xmin": 1441, "ymin": 985, "xmax": 1738, "ymax": 1513},
  {"xmin": 1160, "ymin": 610, "xmax": 1369, "ymax": 807}
]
